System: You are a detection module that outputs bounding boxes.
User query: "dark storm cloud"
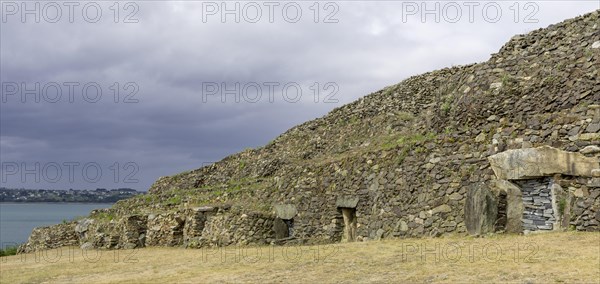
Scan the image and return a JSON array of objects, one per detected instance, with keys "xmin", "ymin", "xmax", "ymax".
[{"xmin": 1, "ymin": 1, "xmax": 598, "ymax": 190}]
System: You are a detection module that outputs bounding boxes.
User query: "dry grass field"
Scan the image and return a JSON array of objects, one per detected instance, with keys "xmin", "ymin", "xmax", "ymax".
[{"xmin": 1, "ymin": 232, "xmax": 598, "ymax": 283}]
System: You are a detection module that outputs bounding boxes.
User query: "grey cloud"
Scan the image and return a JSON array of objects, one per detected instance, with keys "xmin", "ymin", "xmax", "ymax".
[{"xmin": 1, "ymin": 1, "xmax": 597, "ymax": 190}]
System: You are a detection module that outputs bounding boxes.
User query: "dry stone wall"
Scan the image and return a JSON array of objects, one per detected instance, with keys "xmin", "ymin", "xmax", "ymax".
[
  {"xmin": 196, "ymin": 211, "xmax": 275, "ymax": 247},
  {"xmin": 146, "ymin": 213, "xmax": 185, "ymax": 247},
  {"xmin": 19, "ymin": 207, "xmax": 278, "ymax": 253},
  {"xmin": 18, "ymin": 223, "xmax": 79, "ymax": 253},
  {"xmin": 560, "ymin": 175, "xmax": 600, "ymax": 231},
  {"xmin": 515, "ymin": 178, "xmax": 555, "ymax": 231}
]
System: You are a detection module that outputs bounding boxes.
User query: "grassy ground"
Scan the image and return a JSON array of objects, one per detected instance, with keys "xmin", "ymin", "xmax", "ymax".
[{"xmin": 1, "ymin": 232, "xmax": 598, "ymax": 283}]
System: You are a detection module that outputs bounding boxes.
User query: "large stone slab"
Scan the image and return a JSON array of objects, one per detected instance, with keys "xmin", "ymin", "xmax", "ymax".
[
  {"xmin": 336, "ymin": 196, "xmax": 359, "ymax": 208},
  {"xmin": 488, "ymin": 146, "xmax": 599, "ymax": 180},
  {"xmin": 464, "ymin": 183, "xmax": 498, "ymax": 236},
  {"xmin": 274, "ymin": 204, "xmax": 297, "ymax": 220}
]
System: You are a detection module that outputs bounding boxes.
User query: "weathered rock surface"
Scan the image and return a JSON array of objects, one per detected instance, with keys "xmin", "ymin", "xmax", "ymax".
[
  {"xmin": 335, "ymin": 196, "xmax": 359, "ymax": 208},
  {"xmin": 146, "ymin": 213, "xmax": 185, "ymax": 247},
  {"xmin": 464, "ymin": 183, "xmax": 498, "ymax": 235},
  {"xmin": 274, "ymin": 204, "xmax": 297, "ymax": 220},
  {"xmin": 488, "ymin": 146, "xmax": 599, "ymax": 180},
  {"xmin": 581, "ymin": 145, "xmax": 600, "ymax": 155},
  {"xmin": 18, "ymin": 223, "xmax": 79, "ymax": 253}
]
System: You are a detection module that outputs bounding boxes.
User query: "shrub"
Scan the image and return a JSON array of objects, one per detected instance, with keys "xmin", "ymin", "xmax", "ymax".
[
  {"xmin": 0, "ymin": 246, "xmax": 18, "ymax": 257},
  {"xmin": 558, "ymin": 198, "xmax": 567, "ymax": 217},
  {"xmin": 440, "ymin": 102, "xmax": 451, "ymax": 114}
]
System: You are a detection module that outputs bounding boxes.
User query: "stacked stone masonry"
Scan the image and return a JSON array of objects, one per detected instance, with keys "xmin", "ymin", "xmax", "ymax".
[{"xmin": 515, "ymin": 178, "xmax": 555, "ymax": 231}]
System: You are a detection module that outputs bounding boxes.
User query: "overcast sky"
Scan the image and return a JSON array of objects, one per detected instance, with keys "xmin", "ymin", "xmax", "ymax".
[{"xmin": 1, "ymin": 1, "xmax": 598, "ymax": 191}]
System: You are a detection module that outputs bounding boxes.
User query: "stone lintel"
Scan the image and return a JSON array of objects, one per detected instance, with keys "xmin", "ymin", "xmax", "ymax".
[
  {"xmin": 193, "ymin": 206, "xmax": 216, "ymax": 212},
  {"xmin": 488, "ymin": 146, "xmax": 599, "ymax": 180},
  {"xmin": 336, "ymin": 196, "xmax": 359, "ymax": 209},
  {"xmin": 274, "ymin": 204, "xmax": 297, "ymax": 220}
]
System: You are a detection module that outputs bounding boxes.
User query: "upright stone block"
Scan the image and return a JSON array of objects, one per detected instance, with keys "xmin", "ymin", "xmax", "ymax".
[{"xmin": 464, "ymin": 183, "xmax": 498, "ymax": 235}]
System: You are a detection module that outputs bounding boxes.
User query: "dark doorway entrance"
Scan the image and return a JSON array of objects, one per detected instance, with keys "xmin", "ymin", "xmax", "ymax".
[
  {"xmin": 273, "ymin": 217, "xmax": 294, "ymax": 239},
  {"xmin": 495, "ymin": 191, "xmax": 507, "ymax": 232},
  {"xmin": 341, "ymin": 208, "xmax": 357, "ymax": 242}
]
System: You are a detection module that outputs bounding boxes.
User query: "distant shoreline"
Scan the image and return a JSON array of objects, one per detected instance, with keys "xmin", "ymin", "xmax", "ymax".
[{"xmin": 0, "ymin": 188, "xmax": 142, "ymax": 203}]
